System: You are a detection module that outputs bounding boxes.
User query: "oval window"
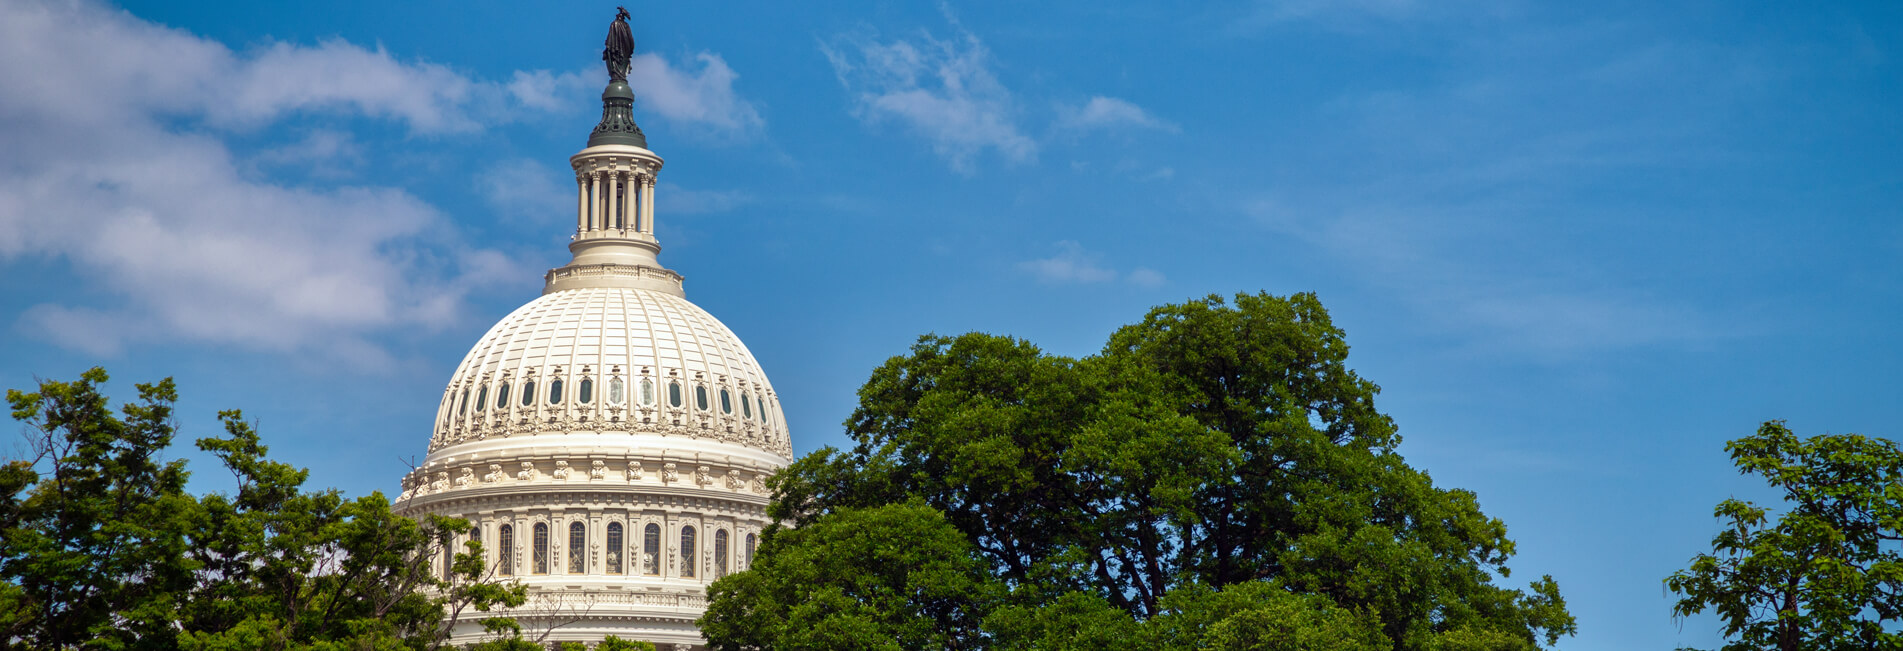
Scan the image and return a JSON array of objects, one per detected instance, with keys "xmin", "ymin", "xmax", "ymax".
[
  {"xmin": 495, "ymin": 382, "xmax": 510, "ymax": 409},
  {"xmin": 476, "ymin": 385, "xmax": 488, "ymax": 412},
  {"xmin": 521, "ymin": 380, "xmax": 535, "ymax": 407},
  {"xmin": 548, "ymin": 379, "xmax": 563, "ymax": 405},
  {"xmin": 457, "ymin": 389, "xmax": 469, "ymax": 415},
  {"xmin": 579, "ymin": 378, "xmax": 594, "ymax": 404},
  {"xmin": 741, "ymin": 392, "xmax": 752, "ymax": 419},
  {"xmin": 640, "ymin": 378, "xmax": 654, "ymax": 406},
  {"xmin": 719, "ymin": 389, "xmax": 732, "ymax": 414},
  {"xmin": 758, "ymin": 397, "xmax": 768, "ymax": 424},
  {"xmin": 609, "ymin": 377, "xmax": 625, "ymax": 404},
  {"xmin": 695, "ymin": 385, "xmax": 709, "ymax": 411},
  {"xmin": 668, "ymin": 381, "xmax": 682, "ymax": 408}
]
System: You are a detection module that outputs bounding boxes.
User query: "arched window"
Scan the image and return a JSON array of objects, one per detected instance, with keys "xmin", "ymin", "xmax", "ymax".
[
  {"xmin": 606, "ymin": 523, "xmax": 624, "ymax": 574},
  {"xmin": 498, "ymin": 524, "xmax": 514, "ymax": 576},
  {"xmin": 579, "ymin": 377, "xmax": 594, "ymax": 404},
  {"xmin": 643, "ymin": 524, "xmax": 661, "ymax": 575},
  {"xmin": 745, "ymin": 532, "xmax": 756, "ymax": 567},
  {"xmin": 532, "ymin": 523, "xmax": 549, "ymax": 574},
  {"xmin": 695, "ymin": 385, "xmax": 710, "ymax": 411},
  {"xmin": 680, "ymin": 526, "xmax": 698, "ymax": 578},
  {"xmin": 495, "ymin": 382, "xmax": 510, "ymax": 410},
  {"xmin": 640, "ymin": 378, "xmax": 654, "ymax": 405},
  {"xmin": 714, "ymin": 529, "xmax": 729, "ymax": 578},
  {"xmin": 719, "ymin": 389, "xmax": 732, "ymax": 415},
  {"xmin": 475, "ymin": 385, "xmax": 488, "ymax": 412},
  {"xmin": 758, "ymin": 397, "xmax": 768, "ymax": 424},
  {"xmin": 741, "ymin": 392, "xmax": 752, "ymax": 419},
  {"xmin": 548, "ymin": 378, "xmax": 563, "ymax": 405},
  {"xmin": 668, "ymin": 381, "xmax": 682, "ymax": 408},
  {"xmin": 457, "ymin": 389, "xmax": 469, "ymax": 415},
  {"xmin": 609, "ymin": 377, "xmax": 625, "ymax": 404},
  {"xmin": 568, "ymin": 522, "xmax": 586, "ymax": 574},
  {"xmin": 521, "ymin": 380, "xmax": 535, "ymax": 407}
]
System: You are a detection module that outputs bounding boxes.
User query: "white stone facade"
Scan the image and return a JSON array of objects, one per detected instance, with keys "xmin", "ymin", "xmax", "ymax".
[{"xmin": 396, "ymin": 133, "xmax": 788, "ymax": 648}]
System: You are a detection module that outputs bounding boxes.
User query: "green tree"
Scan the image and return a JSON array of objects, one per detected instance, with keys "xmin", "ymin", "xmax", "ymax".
[
  {"xmin": 727, "ymin": 292, "xmax": 1574, "ymax": 650},
  {"xmin": 0, "ymin": 369, "xmax": 526, "ymax": 650},
  {"xmin": 1665, "ymin": 420, "xmax": 1903, "ymax": 650},
  {"xmin": 701, "ymin": 502, "xmax": 1002, "ymax": 650}
]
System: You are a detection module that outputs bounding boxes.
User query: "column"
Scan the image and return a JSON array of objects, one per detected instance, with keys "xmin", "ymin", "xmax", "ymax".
[
  {"xmin": 623, "ymin": 176, "xmax": 636, "ymax": 233},
  {"xmin": 588, "ymin": 172, "xmax": 603, "ymax": 232},
  {"xmin": 642, "ymin": 174, "xmax": 656, "ymax": 235},
  {"xmin": 575, "ymin": 175, "xmax": 587, "ymax": 235},
  {"xmin": 606, "ymin": 171, "xmax": 620, "ymax": 234}
]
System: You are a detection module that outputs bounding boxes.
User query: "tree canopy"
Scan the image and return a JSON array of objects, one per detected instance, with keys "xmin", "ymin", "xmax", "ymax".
[
  {"xmin": 1666, "ymin": 420, "xmax": 1903, "ymax": 650},
  {"xmin": 704, "ymin": 292, "xmax": 1575, "ymax": 650},
  {"xmin": 0, "ymin": 368, "xmax": 529, "ymax": 650}
]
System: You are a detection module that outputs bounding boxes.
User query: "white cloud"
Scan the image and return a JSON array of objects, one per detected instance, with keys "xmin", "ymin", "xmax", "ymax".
[
  {"xmin": 1127, "ymin": 267, "xmax": 1167, "ymax": 288},
  {"xmin": 477, "ymin": 159, "xmax": 570, "ymax": 223},
  {"xmin": 0, "ymin": 0, "xmax": 529, "ymax": 359},
  {"xmin": 1019, "ymin": 241, "xmax": 1162, "ymax": 288},
  {"xmin": 507, "ymin": 69, "xmax": 589, "ymax": 112},
  {"xmin": 253, "ymin": 130, "xmax": 364, "ymax": 177},
  {"xmin": 628, "ymin": 53, "xmax": 765, "ymax": 137},
  {"xmin": 821, "ymin": 24, "xmax": 1035, "ymax": 174},
  {"xmin": 1056, "ymin": 96, "xmax": 1179, "ymax": 134}
]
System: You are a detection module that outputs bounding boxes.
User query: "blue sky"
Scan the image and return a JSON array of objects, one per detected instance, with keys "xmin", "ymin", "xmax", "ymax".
[{"xmin": 1, "ymin": 0, "xmax": 1899, "ymax": 648}]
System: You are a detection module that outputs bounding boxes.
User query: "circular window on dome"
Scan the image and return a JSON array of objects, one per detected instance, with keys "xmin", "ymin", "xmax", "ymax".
[
  {"xmin": 548, "ymin": 379, "xmax": 563, "ymax": 405},
  {"xmin": 741, "ymin": 392, "xmax": 752, "ymax": 419},
  {"xmin": 719, "ymin": 389, "xmax": 732, "ymax": 415},
  {"xmin": 695, "ymin": 385, "xmax": 709, "ymax": 411},
  {"xmin": 521, "ymin": 380, "xmax": 536, "ymax": 407},
  {"xmin": 609, "ymin": 377, "xmax": 625, "ymax": 405},
  {"xmin": 476, "ymin": 385, "xmax": 488, "ymax": 412},
  {"xmin": 640, "ymin": 378, "xmax": 654, "ymax": 406},
  {"xmin": 495, "ymin": 382, "xmax": 511, "ymax": 410},
  {"xmin": 668, "ymin": 381, "xmax": 682, "ymax": 408},
  {"xmin": 579, "ymin": 378, "xmax": 594, "ymax": 404}
]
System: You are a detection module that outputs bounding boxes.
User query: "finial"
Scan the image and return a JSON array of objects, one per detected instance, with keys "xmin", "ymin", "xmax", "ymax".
[
  {"xmin": 590, "ymin": 7, "xmax": 647, "ymax": 148},
  {"xmin": 604, "ymin": 7, "xmax": 634, "ymax": 82}
]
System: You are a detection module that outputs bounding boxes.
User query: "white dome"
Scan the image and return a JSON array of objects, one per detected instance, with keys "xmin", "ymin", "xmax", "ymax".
[
  {"xmin": 421, "ymin": 286, "xmax": 790, "ymax": 465},
  {"xmin": 395, "ymin": 78, "xmax": 787, "ymax": 647}
]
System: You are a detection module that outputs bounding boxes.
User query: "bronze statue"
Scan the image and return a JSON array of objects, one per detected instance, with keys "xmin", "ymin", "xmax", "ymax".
[{"xmin": 604, "ymin": 7, "xmax": 634, "ymax": 82}]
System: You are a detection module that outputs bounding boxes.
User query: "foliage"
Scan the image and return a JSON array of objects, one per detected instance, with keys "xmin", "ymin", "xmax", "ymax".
[
  {"xmin": 720, "ymin": 292, "xmax": 1575, "ymax": 650},
  {"xmin": 595, "ymin": 636, "xmax": 657, "ymax": 651},
  {"xmin": 0, "ymin": 368, "xmax": 526, "ymax": 650},
  {"xmin": 701, "ymin": 502, "xmax": 1002, "ymax": 650},
  {"xmin": 1665, "ymin": 420, "xmax": 1903, "ymax": 651}
]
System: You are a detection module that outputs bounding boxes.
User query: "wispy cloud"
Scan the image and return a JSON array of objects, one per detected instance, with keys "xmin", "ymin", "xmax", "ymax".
[
  {"xmin": 658, "ymin": 183, "xmax": 752, "ymax": 215},
  {"xmin": 1020, "ymin": 241, "xmax": 1165, "ymax": 288},
  {"xmin": 0, "ymin": 0, "xmax": 531, "ymax": 361},
  {"xmin": 1055, "ymin": 96, "xmax": 1179, "ymax": 134},
  {"xmin": 253, "ymin": 129, "xmax": 364, "ymax": 178},
  {"xmin": 476, "ymin": 159, "xmax": 569, "ymax": 223},
  {"xmin": 820, "ymin": 21, "xmax": 1035, "ymax": 174},
  {"xmin": 503, "ymin": 53, "xmax": 765, "ymax": 140},
  {"xmin": 629, "ymin": 52, "xmax": 765, "ymax": 137}
]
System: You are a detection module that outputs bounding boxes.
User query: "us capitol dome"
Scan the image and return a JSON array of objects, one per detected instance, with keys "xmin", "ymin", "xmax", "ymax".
[{"xmin": 395, "ymin": 13, "xmax": 790, "ymax": 649}]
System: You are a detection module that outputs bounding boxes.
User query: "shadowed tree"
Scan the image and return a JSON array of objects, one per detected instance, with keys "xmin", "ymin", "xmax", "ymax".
[{"xmin": 0, "ymin": 368, "xmax": 527, "ymax": 650}]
